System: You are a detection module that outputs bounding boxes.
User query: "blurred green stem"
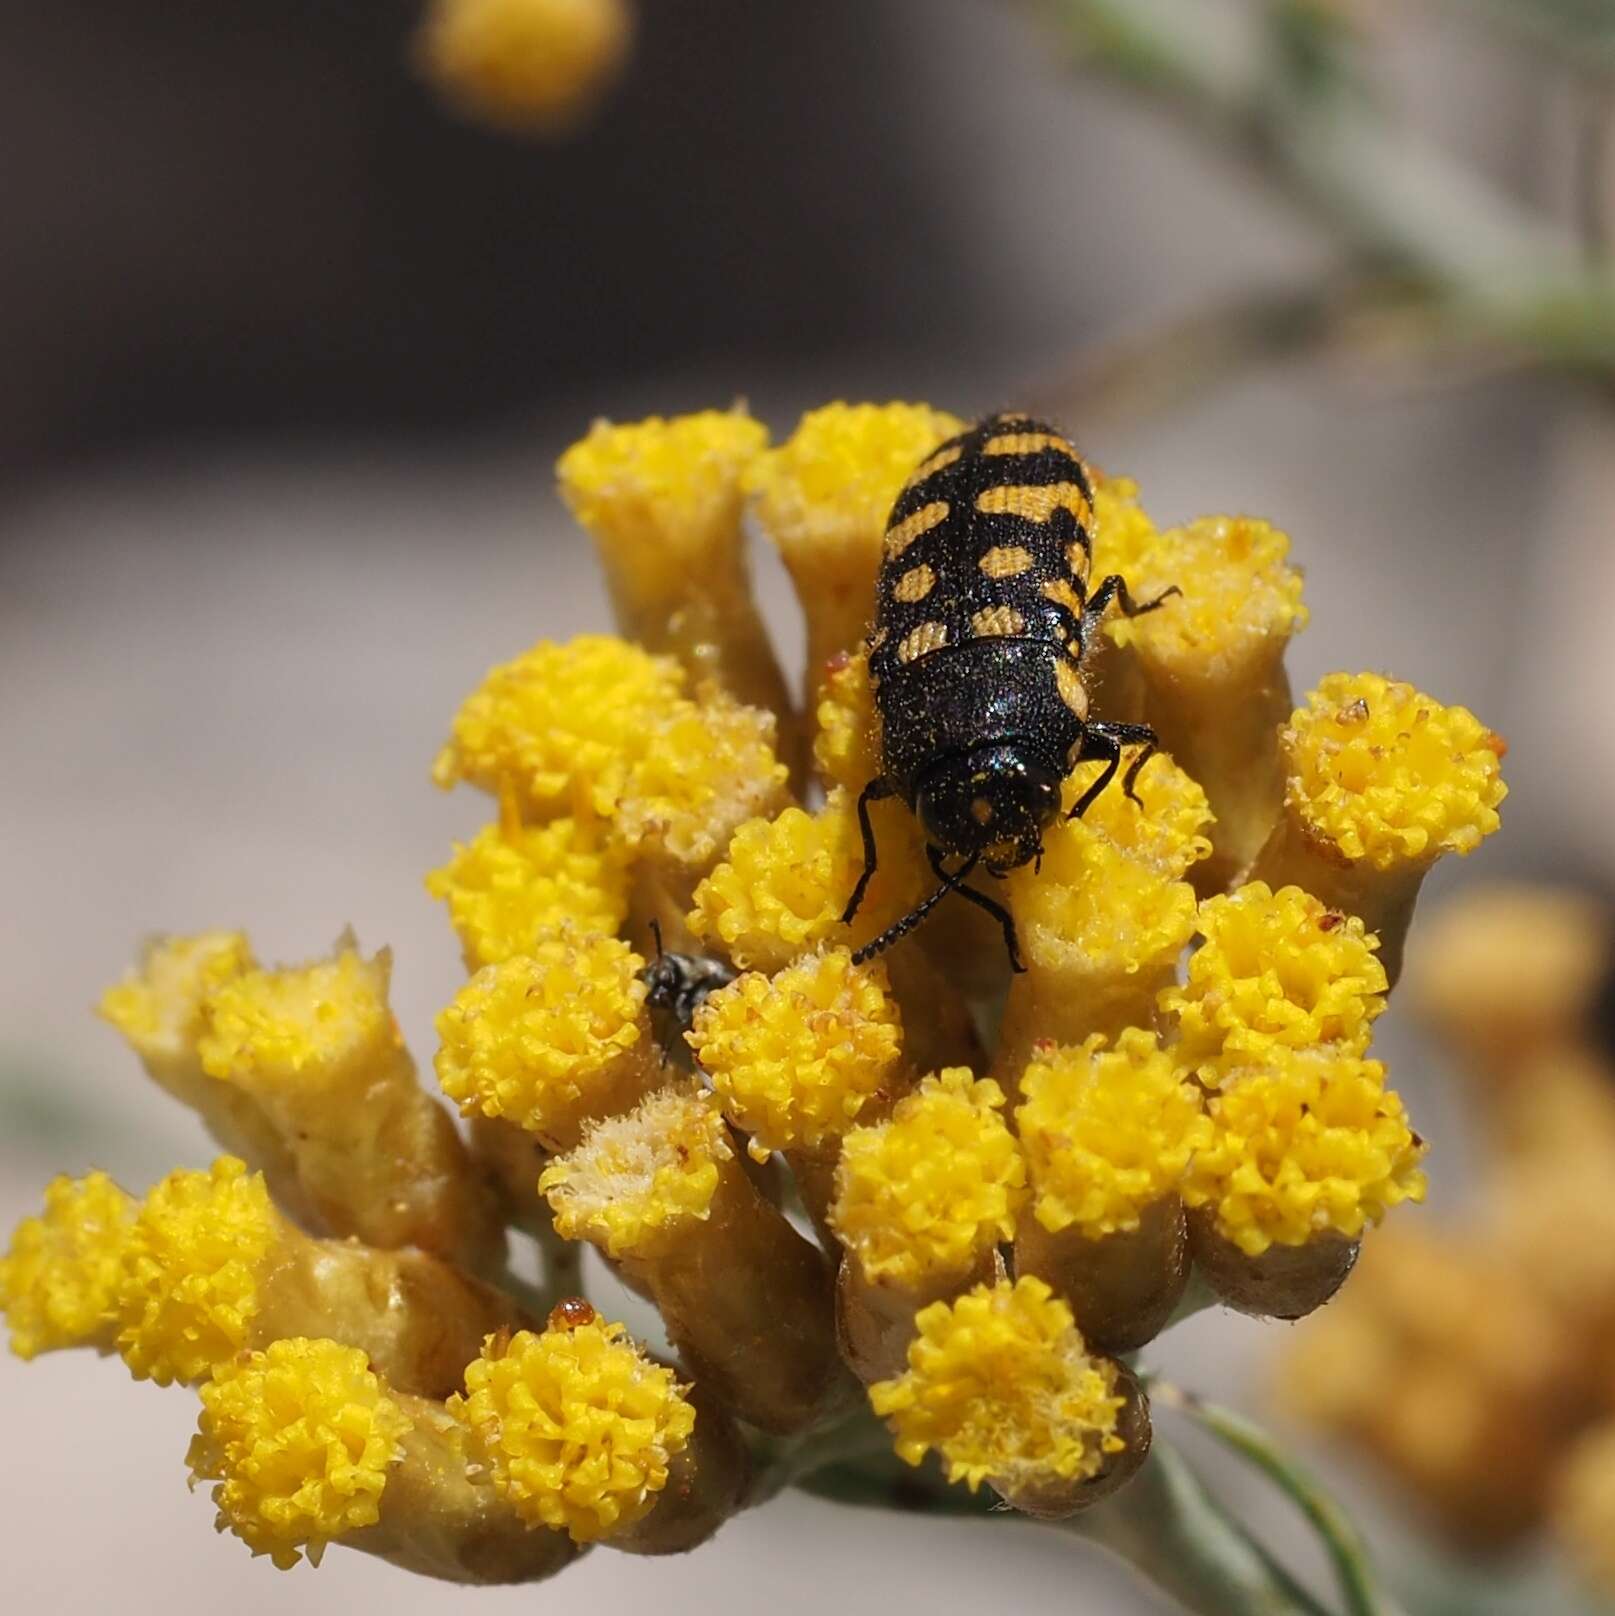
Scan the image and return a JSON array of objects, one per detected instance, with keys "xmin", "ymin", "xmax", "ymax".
[{"xmin": 1046, "ymin": 0, "xmax": 1615, "ymax": 371}]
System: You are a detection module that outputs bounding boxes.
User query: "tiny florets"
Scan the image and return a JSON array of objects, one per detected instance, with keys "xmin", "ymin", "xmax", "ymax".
[
  {"xmin": 98, "ymin": 931, "xmax": 257, "ymax": 1059},
  {"xmin": 433, "ymin": 932, "xmax": 649, "ymax": 1141},
  {"xmin": 1017, "ymin": 1031, "xmax": 1208, "ymax": 1238},
  {"xmin": 432, "ymin": 634, "xmax": 686, "ymax": 819},
  {"xmin": 1281, "ymin": 671, "xmax": 1507, "ymax": 869},
  {"xmin": 831, "ymin": 1069, "xmax": 1026, "ymax": 1286},
  {"xmin": 688, "ymin": 947, "xmax": 903, "ymax": 1160},
  {"xmin": 1182, "ymin": 1050, "xmax": 1427, "ymax": 1256},
  {"xmin": 1057, "ymin": 752, "xmax": 1215, "ymax": 878},
  {"xmin": 116, "ymin": 1157, "xmax": 278, "ymax": 1385},
  {"xmin": 870, "ymin": 1276, "xmax": 1125, "ymax": 1494},
  {"xmin": 1162, "ymin": 882, "xmax": 1388, "ymax": 1085},
  {"xmin": 197, "ymin": 946, "xmax": 395, "ymax": 1089},
  {"xmin": 539, "ymin": 1083, "xmax": 731, "ymax": 1259},
  {"xmin": 426, "ymin": 812, "xmax": 628, "ymax": 969},
  {"xmin": 1, "ymin": 1172, "xmax": 136, "ymax": 1359},
  {"xmin": 812, "ymin": 648, "xmax": 881, "ymax": 794},
  {"xmin": 189, "ymin": 1337, "xmax": 414, "ymax": 1569},
  {"xmin": 450, "ymin": 1317, "xmax": 695, "ymax": 1542}
]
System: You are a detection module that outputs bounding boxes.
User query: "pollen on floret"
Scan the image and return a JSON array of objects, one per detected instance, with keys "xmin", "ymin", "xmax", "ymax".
[
  {"xmin": 434, "ymin": 932, "xmax": 650, "ymax": 1142},
  {"xmin": 450, "ymin": 1316, "xmax": 695, "ymax": 1542},
  {"xmin": 613, "ymin": 690, "xmax": 790, "ymax": 868},
  {"xmin": 746, "ymin": 402, "xmax": 964, "ymax": 588},
  {"xmin": 688, "ymin": 787, "xmax": 925, "ymax": 972},
  {"xmin": 116, "ymin": 1157, "xmax": 279, "ymax": 1385},
  {"xmin": 1162, "ymin": 883, "xmax": 1388, "ymax": 1086},
  {"xmin": 198, "ymin": 945, "xmax": 395, "ymax": 1091},
  {"xmin": 415, "ymin": 0, "xmax": 632, "ymax": 135},
  {"xmin": 188, "ymin": 1337, "xmax": 413, "ymax": 1570},
  {"xmin": 1057, "ymin": 752, "xmax": 1214, "ymax": 879},
  {"xmin": 426, "ymin": 810, "xmax": 628, "ymax": 969},
  {"xmin": 1281, "ymin": 671, "xmax": 1507, "ymax": 870},
  {"xmin": 831, "ymin": 1069, "xmax": 1026, "ymax": 1287},
  {"xmin": 432, "ymin": 634, "xmax": 687, "ymax": 820},
  {"xmin": 812, "ymin": 648, "xmax": 881, "ymax": 794},
  {"xmin": 558, "ymin": 408, "xmax": 769, "ymax": 590},
  {"xmin": 1181, "ymin": 1049, "xmax": 1427, "ymax": 1256},
  {"xmin": 1017, "ymin": 1032, "xmax": 1209, "ymax": 1239},
  {"xmin": 688, "ymin": 947, "xmax": 903, "ymax": 1161},
  {"xmin": 539, "ymin": 1083, "xmax": 731, "ymax": 1260},
  {"xmin": 1, "ymin": 1172, "xmax": 136, "ymax": 1359},
  {"xmin": 1089, "ymin": 472, "xmax": 1163, "ymax": 586},
  {"xmin": 1006, "ymin": 827, "xmax": 1198, "ymax": 982},
  {"xmin": 1107, "ymin": 515, "xmax": 1308, "ymax": 665},
  {"xmin": 870, "ymin": 1276, "xmax": 1125, "ymax": 1494},
  {"xmin": 99, "ymin": 931, "xmax": 257, "ymax": 1062}
]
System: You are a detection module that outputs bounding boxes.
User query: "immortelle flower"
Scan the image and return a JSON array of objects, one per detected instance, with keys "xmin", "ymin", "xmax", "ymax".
[{"xmin": 4, "ymin": 400, "xmax": 1499, "ymax": 1597}]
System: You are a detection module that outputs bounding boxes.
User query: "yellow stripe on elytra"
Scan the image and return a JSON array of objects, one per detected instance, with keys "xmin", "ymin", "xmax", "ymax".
[
  {"xmin": 904, "ymin": 445, "xmax": 963, "ymax": 488},
  {"xmin": 885, "ymin": 501, "xmax": 950, "ymax": 560},
  {"xmin": 971, "ymin": 605, "xmax": 1026, "ymax": 638},
  {"xmin": 1042, "ymin": 578, "xmax": 1085, "ymax": 615},
  {"xmin": 893, "ymin": 563, "xmax": 936, "ymax": 603},
  {"xmin": 978, "ymin": 545, "xmax": 1034, "ymax": 580},
  {"xmin": 981, "ymin": 432, "xmax": 1082, "ymax": 460},
  {"xmin": 896, "ymin": 622, "xmax": 950, "ymax": 664},
  {"xmin": 1054, "ymin": 658, "xmax": 1089, "ymax": 719},
  {"xmin": 975, "ymin": 483, "xmax": 1094, "ymax": 529}
]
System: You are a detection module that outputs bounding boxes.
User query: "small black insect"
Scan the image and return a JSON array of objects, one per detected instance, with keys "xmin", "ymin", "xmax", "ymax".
[
  {"xmin": 640, "ymin": 920, "xmax": 738, "ymax": 1030},
  {"xmin": 843, "ymin": 412, "xmax": 1180, "ymax": 971}
]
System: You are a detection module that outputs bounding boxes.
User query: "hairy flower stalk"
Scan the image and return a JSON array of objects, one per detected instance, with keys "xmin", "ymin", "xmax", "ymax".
[
  {"xmin": 1109, "ymin": 515, "xmax": 1308, "ymax": 893},
  {"xmin": 1014, "ymin": 1031, "xmax": 1208, "ymax": 1351},
  {"xmin": 540, "ymin": 1083, "xmax": 850, "ymax": 1432},
  {"xmin": 829, "ymin": 1070, "xmax": 1026, "ymax": 1383},
  {"xmin": 4, "ymin": 399, "xmax": 1491, "ymax": 1602},
  {"xmin": 1250, "ymin": 671, "xmax": 1507, "ymax": 987}
]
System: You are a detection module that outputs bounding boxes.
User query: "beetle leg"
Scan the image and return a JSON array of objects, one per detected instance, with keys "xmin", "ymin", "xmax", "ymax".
[
  {"xmin": 852, "ymin": 850, "xmax": 981, "ymax": 965},
  {"xmin": 842, "ymin": 776, "xmax": 896, "ymax": 925},
  {"xmin": 927, "ymin": 844, "xmax": 1025, "ymax": 973},
  {"xmin": 1082, "ymin": 573, "xmax": 1181, "ymax": 652},
  {"xmin": 1069, "ymin": 720, "xmax": 1162, "ymax": 815}
]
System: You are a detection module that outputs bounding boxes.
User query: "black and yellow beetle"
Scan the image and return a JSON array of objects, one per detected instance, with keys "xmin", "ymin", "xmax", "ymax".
[{"xmin": 842, "ymin": 412, "xmax": 1179, "ymax": 971}]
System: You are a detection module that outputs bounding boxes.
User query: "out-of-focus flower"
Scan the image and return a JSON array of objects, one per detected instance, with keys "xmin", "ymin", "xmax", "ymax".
[
  {"xmin": 5, "ymin": 401, "xmax": 1487, "ymax": 1581},
  {"xmin": 416, "ymin": 0, "xmax": 633, "ymax": 134}
]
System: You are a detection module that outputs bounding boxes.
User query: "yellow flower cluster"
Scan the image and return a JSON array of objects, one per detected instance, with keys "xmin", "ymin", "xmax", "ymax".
[{"xmin": 4, "ymin": 397, "xmax": 1507, "ymax": 1577}]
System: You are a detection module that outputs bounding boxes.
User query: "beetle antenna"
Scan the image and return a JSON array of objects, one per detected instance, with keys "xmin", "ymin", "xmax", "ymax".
[
  {"xmin": 851, "ymin": 852, "xmax": 980, "ymax": 965},
  {"xmin": 649, "ymin": 918, "xmax": 665, "ymax": 961}
]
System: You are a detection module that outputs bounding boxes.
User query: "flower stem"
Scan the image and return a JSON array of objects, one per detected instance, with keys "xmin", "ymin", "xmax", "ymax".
[{"xmin": 1151, "ymin": 1379, "xmax": 1405, "ymax": 1616}]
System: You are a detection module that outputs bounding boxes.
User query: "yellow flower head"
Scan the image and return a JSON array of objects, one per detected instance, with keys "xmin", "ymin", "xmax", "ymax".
[
  {"xmin": 1163, "ymin": 882, "xmax": 1388, "ymax": 1086},
  {"xmin": 189, "ymin": 1338, "xmax": 413, "ymax": 1570},
  {"xmin": 426, "ymin": 809, "xmax": 628, "ymax": 970},
  {"xmin": 433, "ymin": 932, "xmax": 649, "ymax": 1141},
  {"xmin": 1089, "ymin": 472, "xmax": 1163, "ymax": 585},
  {"xmin": 540, "ymin": 1083, "xmax": 731, "ymax": 1260},
  {"xmin": 198, "ymin": 945, "xmax": 395, "ymax": 1092},
  {"xmin": 451, "ymin": 1315, "xmax": 695, "ymax": 1542},
  {"xmin": 1182, "ymin": 1050, "xmax": 1427, "ymax": 1256},
  {"xmin": 1017, "ymin": 1031, "xmax": 1209, "ymax": 1239},
  {"xmin": 432, "ymin": 634, "xmax": 686, "ymax": 820},
  {"xmin": 688, "ymin": 947, "xmax": 903, "ymax": 1161},
  {"xmin": 558, "ymin": 409, "xmax": 769, "ymax": 595},
  {"xmin": 99, "ymin": 930, "xmax": 257, "ymax": 1063},
  {"xmin": 416, "ymin": 0, "xmax": 632, "ymax": 134},
  {"xmin": 613, "ymin": 691, "xmax": 789, "ymax": 868},
  {"xmin": 1, "ymin": 1172, "xmax": 136, "ymax": 1359},
  {"xmin": 1108, "ymin": 515, "xmax": 1308, "ymax": 669},
  {"xmin": 1058, "ymin": 752, "xmax": 1215, "ymax": 879},
  {"xmin": 831, "ymin": 1069, "xmax": 1026, "ymax": 1287},
  {"xmin": 1282, "ymin": 671, "xmax": 1507, "ymax": 869},
  {"xmin": 1007, "ymin": 826, "xmax": 1198, "ymax": 981},
  {"xmin": 746, "ymin": 401, "xmax": 963, "ymax": 596},
  {"xmin": 688, "ymin": 787, "xmax": 924, "ymax": 972},
  {"xmin": 116, "ymin": 1157, "xmax": 279, "ymax": 1385},
  {"xmin": 870, "ymin": 1276, "xmax": 1125, "ymax": 1494},
  {"xmin": 812, "ymin": 647, "xmax": 880, "ymax": 795}
]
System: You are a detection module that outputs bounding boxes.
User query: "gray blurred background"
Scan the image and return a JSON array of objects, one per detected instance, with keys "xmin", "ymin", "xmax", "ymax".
[{"xmin": 3, "ymin": 1, "xmax": 1613, "ymax": 1612}]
